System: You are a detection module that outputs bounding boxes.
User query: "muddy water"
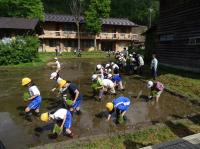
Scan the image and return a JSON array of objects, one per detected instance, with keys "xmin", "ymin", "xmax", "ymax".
[{"xmin": 0, "ymin": 59, "xmax": 199, "ymax": 149}]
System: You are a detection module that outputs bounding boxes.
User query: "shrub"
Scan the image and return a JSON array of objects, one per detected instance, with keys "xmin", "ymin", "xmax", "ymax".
[{"xmin": 0, "ymin": 36, "xmax": 39, "ymax": 65}]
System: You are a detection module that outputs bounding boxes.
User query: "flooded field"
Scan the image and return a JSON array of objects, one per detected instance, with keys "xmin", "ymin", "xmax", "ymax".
[{"xmin": 0, "ymin": 59, "xmax": 199, "ymax": 149}]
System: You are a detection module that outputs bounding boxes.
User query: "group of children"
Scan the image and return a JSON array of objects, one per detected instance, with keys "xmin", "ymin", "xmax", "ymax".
[{"xmin": 21, "ymin": 55, "xmax": 164, "ymax": 139}]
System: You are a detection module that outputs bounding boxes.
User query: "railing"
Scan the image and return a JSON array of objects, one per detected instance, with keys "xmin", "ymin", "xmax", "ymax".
[{"xmin": 39, "ymin": 31, "xmax": 139, "ymax": 41}]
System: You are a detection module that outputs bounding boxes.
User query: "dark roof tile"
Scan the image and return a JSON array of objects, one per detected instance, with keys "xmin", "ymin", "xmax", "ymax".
[
  {"xmin": 45, "ymin": 14, "xmax": 137, "ymax": 26},
  {"xmin": 0, "ymin": 17, "xmax": 39, "ymax": 30}
]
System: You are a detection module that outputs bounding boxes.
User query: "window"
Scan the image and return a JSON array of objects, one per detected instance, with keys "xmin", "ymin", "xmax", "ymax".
[
  {"xmin": 188, "ymin": 37, "xmax": 200, "ymax": 45},
  {"xmin": 159, "ymin": 34, "xmax": 174, "ymax": 42},
  {"xmin": 49, "ymin": 40, "xmax": 59, "ymax": 47}
]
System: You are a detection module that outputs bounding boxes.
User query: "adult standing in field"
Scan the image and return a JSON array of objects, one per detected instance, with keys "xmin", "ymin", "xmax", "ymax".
[
  {"xmin": 54, "ymin": 57, "xmax": 61, "ymax": 73},
  {"xmin": 150, "ymin": 54, "xmax": 158, "ymax": 80},
  {"xmin": 137, "ymin": 54, "xmax": 144, "ymax": 75},
  {"xmin": 55, "ymin": 45, "xmax": 59, "ymax": 56}
]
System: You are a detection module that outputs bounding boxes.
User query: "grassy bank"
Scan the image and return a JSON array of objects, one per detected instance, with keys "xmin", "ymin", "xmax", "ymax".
[
  {"xmin": 32, "ymin": 116, "xmax": 200, "ymax": 149},
  {"xmin": 1, "ymin": 51, "xmax": 112, "ymax": 68},
  {"xmin": 71, "ymin": 119, "xmax": 200, "ymax": 149},
  {"xmin": 157, "ymin": 66, "xmax": 200, "ymax": 104},
  {"xmin": 141, "ymin": 65, "xmax": 200, "ymax": 104}
]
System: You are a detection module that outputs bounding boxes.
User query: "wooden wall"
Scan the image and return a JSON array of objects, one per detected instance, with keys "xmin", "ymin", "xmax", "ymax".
[{"xmin": 156, "ymin": 0, "xmax": 200, "ymax": 72}]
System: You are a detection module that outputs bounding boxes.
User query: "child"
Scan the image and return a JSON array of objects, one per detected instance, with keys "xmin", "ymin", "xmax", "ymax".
[
  {"xmin": 40, "ymin": 108, "xmax": 73, "ymax": 138},
  {"xmin": 147, "ymin": 80, "xmax": 164, "ymax": 102},
  {"xmin": 21, "ymin": 77, "xmax": 42, "ymax": 121},
  {"xmin": 50, "ymin": 72, "xmax": 64, "ymax": 92},
  {"xmin": 106, "ymin": 96, "xmax": 130, "ymax": 124},
  {"xmin": 59, "ymin": 80, "xmax": 82, "ymax": 115}
]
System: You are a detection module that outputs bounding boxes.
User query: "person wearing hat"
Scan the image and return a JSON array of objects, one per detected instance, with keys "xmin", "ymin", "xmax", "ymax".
[
  {"xmin": 59, "ymin": 80, "xmax": 82, "ymax": 115},
  {"xmin": 96, "ymin": 64, "xmax": 104, "ymax": 80},
  {"xmin": 40, "ymin": 108, "xmax": 73, "ymax": 138},
  {"xmin": 147, "ymin": 80, "xmax": 164, "ymax": 102},
  {"xmin": 106, "ymin": 96, "xmax": 130, "ymax": 124},
  {"xmin": 21, "ymin": 77, "xmax": 42, "ymax": 121},
  {"xmin": 50, "ymin": 72, "xmax": 64, "ymax": 92},
  {"xmin": 91, "ymin": 74, "xmax": 104, "ymax": 101},
  {"xmin": 102, "ymin": 79, "xmax": 116, "ymax": 95},
  {"xmin": 54, "ymin": 57, "xmax": 61, "ymax": 73}
]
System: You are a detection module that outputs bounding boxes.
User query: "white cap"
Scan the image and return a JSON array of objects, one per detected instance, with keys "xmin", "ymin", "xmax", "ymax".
[
  {"xmin": 147, "ymin": 81, "xmax": 153, "ymax": 88},
  {"xmin": 105, "ymin": 64, "xmax": 110, "ymax": 68},
  {"xmin": 111, "ymin": 62, "xmax": 114, "ymax": 65},
  {"xmin": 129, "ymin": 54, "xmax": 133, "ymax": 57},
  {"xmin": 54, "ymin": 57, "xmax": 58, "ymax": 60},
  {"xmin": 92, "ymin": 74, "xmax": 98, "ymax": 81},
  {"xmin": 108, "ymin": 69, "xmax": 112, "ymax": 72},
  {"xmin": 108, "ymin": 74, "xmax": 112, "ymax": 78},
  {"xmin": 96, "ymin": 64, "xmax": 102, "ymax": 70},
  {"xmin": 50, "ymin": 72, "xmax": 57, "ymax": 79}
]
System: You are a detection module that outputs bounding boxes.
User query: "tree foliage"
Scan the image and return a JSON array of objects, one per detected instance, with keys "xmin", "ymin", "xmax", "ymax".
[
  {"xmin": 0, "ymin": 0, "xmax": 44, "ymax": 20},
  {"xmin": 84, "ymin": 0, "xmax": 111, "ymax": 34},
  {"xmin": 43, "ymin": 0, "xmax": 159, "ymax": 26},
  {"xmin": 110, "ymin": 0, "xmax": 159, "ymax": 25},
  {"xmin": 0, "ymin": 36, "xmax": 40, "ymax": 65}
]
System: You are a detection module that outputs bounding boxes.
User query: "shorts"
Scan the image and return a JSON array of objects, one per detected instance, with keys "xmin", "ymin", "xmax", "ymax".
[
  {"xmin": 72, "ymin": 95, "xmax": 82, "ymax": 109},
  {"xmin": 112, "ymin": 75, "xmax": 122, "ymax": 82},
  {"xmin": 28, "ymin": 96, "xmax": 42, "ymax": 110},
  {"xmin": 64, "ymin": 111, "xmax": 72, "ymax": 129}
]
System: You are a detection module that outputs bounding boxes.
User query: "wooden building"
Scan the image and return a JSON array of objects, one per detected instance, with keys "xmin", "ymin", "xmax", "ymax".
[
  {"xmin": 0, "ymin": 17, "xmax": 40, "ymax": 38},
  {"xmin": 154, "ymin": 0, "xmax": 200, "ymax": 72},
  {"xmin": 39, "ymin": 14, "xmax": 144, "ymax": 52}
]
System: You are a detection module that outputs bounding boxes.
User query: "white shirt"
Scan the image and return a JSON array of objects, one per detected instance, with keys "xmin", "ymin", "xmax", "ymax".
[
  {"xmin": 151, "ymin": 58, "xmax": 158, "ymax": 70},
  {"xmin": 50, "ymin": 108, "xmax": 67, "ymax": 120},
  {"xmin": 55, "ymin": 60, "xmax": 61, "ymax": 69},
  {"xmin": 28, "ymin": 85, "xmax": 40, "ymax": 96},
  {"xmin": 56, "ymin": 77, "xmax": 63, "ymax": 84},
  {"xmin": 112, "ymin": 64, "xmax": 119, "ymax": 70},
  {"xmin": 138, "ymin": 56, "xmax": 144, "ymax": 66},
  {"xmin": 102, "ymin": 79, "xmax": 114, "ymax": 88}
]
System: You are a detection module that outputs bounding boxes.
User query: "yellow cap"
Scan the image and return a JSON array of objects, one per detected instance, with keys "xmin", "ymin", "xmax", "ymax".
[
  {"xmin": 22, "ymin": 77, "xmax": 31, "ymax": 86},
  {"xmin": 59, "ymin": 80, "xmax": 66, "ymax": 88},
  {"xmin": 40, "ymin": 112, "xmax": 49, "ymax": 122},
  {"xmin": 106, "ymin": 102, "xmax": 114, "ymax": 112}
]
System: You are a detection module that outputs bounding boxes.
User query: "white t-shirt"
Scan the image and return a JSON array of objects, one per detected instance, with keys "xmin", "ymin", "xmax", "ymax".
[
  {"xmin": 56, "ymin": 60, "xmax": 61, "ymax": 69},
  {"xmin": 151, "ymin": 58, "xmax": 158, "ymax": 70},
  {"xmin": 102, "ymin": 79, "xmax": 114, "ymax": 88},
  {"xmin": 56, "ymin": 77, "xmax": 63, "ymax": 84},
  {"xmin": 28, "ymin": 85, "xmax": 40, "ymax": 96},
  {"xmin": 138, "ymin": 56, "xmax": 144, "ymax": 66},
  {"xmin": 50, "ymin": 108, "xmax": 67, "ymax": 120},
  {"xmin": 112, "ymin": 64, "xmax": 119, "ymax": 70}
]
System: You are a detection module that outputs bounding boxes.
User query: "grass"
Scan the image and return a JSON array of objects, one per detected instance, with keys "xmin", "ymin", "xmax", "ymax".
[
  {"xmin": 141, "ymin": 65, "xmax": 200, "ymax": 104},
  {"xmin": 37, "ymin": 117, "xmax": 200, "ymax": 149},
  {"xmin": 0, "ymin": 51, "xmax": 113, "ymax": 68},
  {"xmin": 157, "ymin": 66, "xmax": 200, "ymax": 104}
]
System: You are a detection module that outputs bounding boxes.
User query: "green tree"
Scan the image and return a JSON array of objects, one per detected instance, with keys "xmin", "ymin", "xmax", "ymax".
[
  {"xmin": 85, "ymin": 0, "xmax": 111, "ymax": 34},
  {"xmin": 0, "ymin": 0, "xmax": 44, "ymax": 20},
  {"xmin": 85, "ymin": 0, "xmax": 111, "ymax": 49}
]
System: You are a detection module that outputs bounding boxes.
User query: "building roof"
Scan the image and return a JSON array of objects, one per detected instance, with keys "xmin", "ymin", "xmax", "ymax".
[
  {"xmin": 0, "ymin": 17, "xmax": 39, "ymax": 30},
  {"xmin": 102, "ymin": 18, "xmax": 137, "ymax": 26},
  {"xmin": 45, "ymin": 14, "xmax": 84, "ymax": 23},
  {"xmin": 45, "ymin": 14, "xmax": 137, "ymax": 26}
]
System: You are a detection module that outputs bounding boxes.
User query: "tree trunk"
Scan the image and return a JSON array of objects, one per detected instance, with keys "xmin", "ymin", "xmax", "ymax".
[
  {"xmin": 77, "ymin": 23, "xmax": 80, "ymax": 52},
  {"xmin": 94, "ymin": 35, "xmax": 97, "ymax": 51}
]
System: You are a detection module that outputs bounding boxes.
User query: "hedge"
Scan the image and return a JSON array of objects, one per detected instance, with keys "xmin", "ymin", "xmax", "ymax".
[{"xmin": 0, "ymin": 36, "xmax": 39, "ymax": 65}]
